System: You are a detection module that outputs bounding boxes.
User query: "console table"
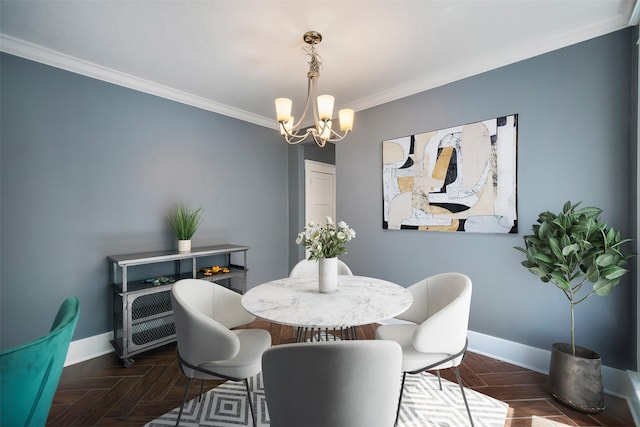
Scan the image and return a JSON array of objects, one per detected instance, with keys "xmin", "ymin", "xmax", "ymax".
[{"xmin": 108, "ymin": 244, "xmax": 249, "ymax": 367}]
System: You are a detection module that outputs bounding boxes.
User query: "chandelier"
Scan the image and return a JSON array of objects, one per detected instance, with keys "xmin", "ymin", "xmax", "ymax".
[{"xmin": 275, "ymin": 31, "xmax": 354, "ymax": 147}]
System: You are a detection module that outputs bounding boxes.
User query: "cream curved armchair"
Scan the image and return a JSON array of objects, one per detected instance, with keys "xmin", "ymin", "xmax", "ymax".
[
  {"xmin": 262, "ymin": 340, "xmax": 402, "ymax": 427},
  {"xmin": 171, "ymin": 279, "xmax": 271, "ymax": 426},
  {"xmin": 288, "ymin": 258, "xmax": 353, "ymax": 278},
  {"xmin": 375, "ymin": 272, "xmax": 473, "ymax": 426}
]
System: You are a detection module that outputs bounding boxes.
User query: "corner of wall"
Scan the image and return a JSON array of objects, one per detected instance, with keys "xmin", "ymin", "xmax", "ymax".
[{"xmin": 625, "ymin": 370, "xmax": 640, "ymax": 425}]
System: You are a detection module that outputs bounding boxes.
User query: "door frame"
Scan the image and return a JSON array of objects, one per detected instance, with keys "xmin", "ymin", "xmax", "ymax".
[{"xmin": 304, "ymin": 159, "xmax": 336, "ymax": 228}]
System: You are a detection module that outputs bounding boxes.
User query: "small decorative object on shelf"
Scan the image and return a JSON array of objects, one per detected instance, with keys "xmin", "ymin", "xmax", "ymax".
[
  {"xmin": 198, "ymin": 265, "xmax": 231, "ymax": 276},
  {"xmin": 296, "ymin": 216, "xmax": 356, "ymax": 293},
  {"xmin": 168, "ymin": 203, "xmax": 202, "ymax": 253},
  {"xmin": 142, "ymin": 276, "xmax": 175, "ymax": 286}
]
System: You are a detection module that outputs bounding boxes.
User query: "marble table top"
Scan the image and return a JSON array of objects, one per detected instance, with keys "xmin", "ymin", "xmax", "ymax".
[{"xmin": 241, "ymin": 275, "xmax": 413, "ymax": 328}]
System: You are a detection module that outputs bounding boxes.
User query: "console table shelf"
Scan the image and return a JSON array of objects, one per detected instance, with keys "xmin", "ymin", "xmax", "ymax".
[{"xmin": 108, "ymin": 244, "xmax": 249, "ymax": 367}]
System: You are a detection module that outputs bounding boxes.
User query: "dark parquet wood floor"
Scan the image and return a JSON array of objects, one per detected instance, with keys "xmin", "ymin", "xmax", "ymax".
[{"xmin": 47, "ymin": 320, "xmax": 635, "ymax": 426}]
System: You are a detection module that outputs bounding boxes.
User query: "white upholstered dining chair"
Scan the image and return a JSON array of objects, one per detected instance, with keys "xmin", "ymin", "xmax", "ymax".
[
  {"xmin": 262, "ymin": 340, "xmax": 402, "ymax": 427},
  {"xmin": 171, "ymin": 279, "xmax": 271, "ymax": 426},
  {"xmin": 288, "ymin": 258, "xmax": 353, "ymax": 278},
  {"xmin": 375, "ymin": 272, "xmax": 474, "ymax": 426}
]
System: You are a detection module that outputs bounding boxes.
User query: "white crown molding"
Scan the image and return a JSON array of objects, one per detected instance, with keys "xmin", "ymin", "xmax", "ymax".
[
  {"xmin": 348, "ymin": 14, "xmax": 632, "ymax": 113},
  {"xmin": 0, "ymin": 34, "xmax": 279, "ymax": 130},
  {"xmin": 0, "ymin": 9, "xmax": 633, "ymax": 131}
]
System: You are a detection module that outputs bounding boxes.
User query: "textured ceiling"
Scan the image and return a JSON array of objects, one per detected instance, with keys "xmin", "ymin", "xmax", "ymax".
[{"xmin": 1, "ymin": 1, "xmax": 638, "ymax": 130}]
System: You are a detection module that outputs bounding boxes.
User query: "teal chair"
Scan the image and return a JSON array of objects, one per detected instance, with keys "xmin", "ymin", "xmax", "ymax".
[{"xmin": 1, "ymin": 297, "xmax": 80, "ymax": 427}]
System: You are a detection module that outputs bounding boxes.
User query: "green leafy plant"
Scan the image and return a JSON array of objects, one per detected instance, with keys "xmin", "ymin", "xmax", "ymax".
[
  {"xmin": 515, "ymin": 201, "xmax": 634, "ymax": 355},
  {"xmin": 168, "ymin": 204, "xmax": 202, "ymax": 240}
]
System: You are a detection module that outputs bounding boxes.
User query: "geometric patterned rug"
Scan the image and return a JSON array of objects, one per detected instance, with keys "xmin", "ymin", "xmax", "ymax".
[{"xmin": 144, "ymin": 371, "xmax": 508, "ymax": 427}]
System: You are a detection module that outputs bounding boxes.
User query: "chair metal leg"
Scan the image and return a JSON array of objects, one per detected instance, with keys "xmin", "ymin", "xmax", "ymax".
[
  {"xmin": 395, "ymin": 372, "xmax": 407, "ymax": 426},
  {"xmin": 437, "ymin": 369, "xmax": 442, "ymax": 390},
  {"xmin": 198, "ymin": 379, "xmax": 205, "ymax": 401},
  {"xmin": 454, "ymin": 366, "xmax": 474, "ymax": 427},
  {"xmin": 175, "ymin": 377, "xmax": 192, "ymax": 426},
  {"xmin": 245, "ymin": 378, "xmax": 256, "ymax": 426}
]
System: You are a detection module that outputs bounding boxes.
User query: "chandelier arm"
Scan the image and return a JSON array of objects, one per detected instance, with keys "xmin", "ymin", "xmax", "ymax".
[
  {"xmin": 316, "ymin": 119, "xmax": 329, "ymax": 130},
  {"xmin": 278, "ymin": 77, "xmax": 314, "ymax": 141},
  {"xmin": 280, "ymin": 120, "xmax": 302, "ymax": 139},
  {"xmin": 317, "ymin": 130, "xmax": 349, "ymax": 144},
  {"xmin": 290, "ymin": 77, "xmax": 314, "ymax": 132},
  {"xmin": 286, "ymin": 133, "xmax": 312, "ymax": 145},
  {"xmin": 282, "ymin": 127, "xmax": 312, "ymax": 144},
  {"xmin": 312, "ymin": 133, "xmax": 327, "ymax": 148},
  {"xmin": 282, "ymin": 116, "xmax": 349, "ymax": 144},
  {"xmin": 331, "ymin": 127, "xmax": 349, "ymax": 139},
  {"xmin": 313, "ymin": 120, "xmax": 350, "ymax": 143},
  {"xmin": 327, "ymin": 129, "xmax": 350, "ymax": 142}
]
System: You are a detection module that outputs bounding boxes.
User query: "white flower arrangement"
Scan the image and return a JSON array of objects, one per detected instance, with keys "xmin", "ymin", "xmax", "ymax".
[{"xmin": 296, "ymin": 217, "xmax": 356, "ymax": 261}]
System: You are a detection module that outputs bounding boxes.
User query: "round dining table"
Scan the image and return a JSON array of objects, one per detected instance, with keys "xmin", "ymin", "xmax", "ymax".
[{"xmin": 241, "ymin": 275, "xmax": 413, "ymax": 340}]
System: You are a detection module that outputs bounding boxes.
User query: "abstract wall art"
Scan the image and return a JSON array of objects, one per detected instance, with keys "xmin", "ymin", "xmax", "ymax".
[{"xmin": 382, "ymin": 115, "xmax": 518, "ymax": 233}]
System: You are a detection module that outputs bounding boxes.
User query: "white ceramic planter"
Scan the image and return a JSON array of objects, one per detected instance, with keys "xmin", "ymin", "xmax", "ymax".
[{"xmin": 178, "ymin": 239, "xmax": 192, "ymax": 253}]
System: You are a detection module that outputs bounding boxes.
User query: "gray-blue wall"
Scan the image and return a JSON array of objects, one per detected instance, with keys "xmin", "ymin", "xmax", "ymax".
[
  {"xmin": 337, "ymin": 28, "xmax": 637, "ymax": 370},
  {"xmin": 1, "ymin": 53, "xmax": 290, "ymax": 348},
  {"xmin": 1, "ymin": 28, "xmax": 637, "ymax": 371}
]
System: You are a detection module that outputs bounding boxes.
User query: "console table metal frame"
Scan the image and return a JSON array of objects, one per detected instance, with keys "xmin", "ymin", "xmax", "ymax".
[{"xmin": 108, "ymin": 244, "xmax": 249, "ymax": 367}]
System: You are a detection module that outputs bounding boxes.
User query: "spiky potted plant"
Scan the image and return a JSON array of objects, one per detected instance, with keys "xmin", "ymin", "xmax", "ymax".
[
  {"xmin": 168, "ymin": 204, "xmax": 202, "ymax": 253},
  {"xmin": 515, "ymin": 201, "xmax": 633, "ymax": 413}
]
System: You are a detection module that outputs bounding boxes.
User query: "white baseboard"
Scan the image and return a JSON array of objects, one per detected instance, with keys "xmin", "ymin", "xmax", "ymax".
[
  {"xmin": 66, "ymin": 326, "xmax": 631, "ymax": 400},
  {"xmin": 376, "ymin": 320, "xmax": 631, "ymax": 399},
  {"xmin": 467, "ymin": 330, "xmax": 629, "ymax": 399},
  {"xmin": 64, "ymin": 331, "xmax": 114, "ymax": 367},
  {"xmin": 625, "ymin": 370, "xmax": 640, "ymax": 425}
]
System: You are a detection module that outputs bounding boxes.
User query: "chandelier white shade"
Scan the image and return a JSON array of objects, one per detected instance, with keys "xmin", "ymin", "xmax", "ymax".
[{"xmin": 275, "ymin": 31, "xmax": 354, "ymax": 147}]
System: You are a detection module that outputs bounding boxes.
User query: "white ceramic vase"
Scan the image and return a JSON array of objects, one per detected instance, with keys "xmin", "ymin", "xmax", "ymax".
[
  {"xmin": 318, "ymin": 257, "xmax": 338, "ymax": 293},
  {"xmin": 178, "ymin": 239, "xmax": 191, "ymax": 253}
]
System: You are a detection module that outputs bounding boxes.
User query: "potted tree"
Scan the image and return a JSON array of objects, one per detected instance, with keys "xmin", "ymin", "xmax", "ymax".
[
  {"xmin": 515, "ymin": 201, "xmax": 634, "ymax": 413},
  {"xmin": 168, "ymin": 203, "xmax": 202, "ymax": 253}
]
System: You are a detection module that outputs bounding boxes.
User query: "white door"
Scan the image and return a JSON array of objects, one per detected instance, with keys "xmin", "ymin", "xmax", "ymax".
[{"xmin": 305, "ymin": 160, "xmax": 336, "ymax": 227}]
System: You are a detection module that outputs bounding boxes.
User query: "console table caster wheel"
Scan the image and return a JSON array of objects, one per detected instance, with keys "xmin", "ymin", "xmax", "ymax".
[{"xmin": 123, "ymin": 358, "xmax": 134, "ymax": 368}]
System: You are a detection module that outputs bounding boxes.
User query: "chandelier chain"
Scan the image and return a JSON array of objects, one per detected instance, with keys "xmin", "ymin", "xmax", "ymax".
[{"xmin": 303, "ymin": 44, "xmax": 321, "ymax": 79}]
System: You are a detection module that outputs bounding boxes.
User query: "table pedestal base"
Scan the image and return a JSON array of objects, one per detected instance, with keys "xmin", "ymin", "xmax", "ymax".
[{"xmin": 295, "ymin": 326, "xmax": 359, "ymax": 342}]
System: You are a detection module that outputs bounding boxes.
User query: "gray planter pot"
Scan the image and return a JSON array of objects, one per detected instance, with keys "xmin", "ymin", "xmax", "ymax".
[{"xmin": 548, "ymin": 342, "xmax": 605, "ymax": 413}]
